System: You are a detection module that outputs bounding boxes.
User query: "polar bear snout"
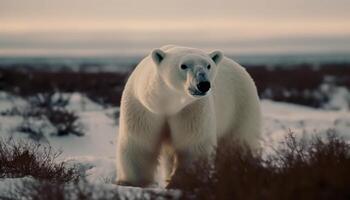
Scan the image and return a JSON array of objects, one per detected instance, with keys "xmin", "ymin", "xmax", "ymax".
[
  {"xmin": 187, "ymin": 69, "xmax": 211, "ymax": 97},
  {"xmin": 195, "ymin": 69, "xmax": 211, "ymax": 93},
  {"xmin": 188, "ymin": 81, "xmax": 211, "ymax": 97},
  {"xmin": 197, "ymin": 81, "xmax": 211, "ymax": 93}
]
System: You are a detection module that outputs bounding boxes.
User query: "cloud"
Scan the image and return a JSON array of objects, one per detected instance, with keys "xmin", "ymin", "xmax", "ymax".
[
  {"xmin": 0, "ymin": 0, "xmax": 350, "ymax": 55},
  {"xmin": 1, "ymin": 0, "xmax": 350, "ymax": 20}
]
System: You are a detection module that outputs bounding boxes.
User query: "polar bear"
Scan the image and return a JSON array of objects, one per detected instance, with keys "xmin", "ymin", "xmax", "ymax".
[{"xmin": 116, "ymin": 45, "xmax": 261, "ymax": 187}]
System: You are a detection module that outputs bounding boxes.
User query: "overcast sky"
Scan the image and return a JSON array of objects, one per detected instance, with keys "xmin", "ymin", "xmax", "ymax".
[{"xmin": 0, "ymin": 0, "xmax": 350, "ymax": 56}]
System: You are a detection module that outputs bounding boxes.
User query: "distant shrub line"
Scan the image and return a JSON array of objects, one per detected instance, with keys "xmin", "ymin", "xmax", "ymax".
[
  {"xmin": 1, "ymin": 63, "xmax": 349, "ymax": 108},
  {"xmin": 0, "ymin": 68, "xmax": 128, "ymax": 107}
]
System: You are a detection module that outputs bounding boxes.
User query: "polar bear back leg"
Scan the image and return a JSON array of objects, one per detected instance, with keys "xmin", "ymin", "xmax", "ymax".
[{"xmin": 219, "ymin": 101, "xmax": 262, "ymax": 151}]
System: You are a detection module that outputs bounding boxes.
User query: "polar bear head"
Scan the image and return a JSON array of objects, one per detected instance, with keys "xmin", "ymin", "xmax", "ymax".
[{"xmin": 151, "ymin": 46, "xmax": 223, "ymax": 98}]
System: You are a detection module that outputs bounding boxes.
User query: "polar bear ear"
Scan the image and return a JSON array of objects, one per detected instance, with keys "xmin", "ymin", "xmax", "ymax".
[
  {"xmin": 209, "ymin": 50, "xmax": 223, "ymax": 64},
  {"xmin": 151, "ymin": 49, "xmax": 166, "ymax": 65}
]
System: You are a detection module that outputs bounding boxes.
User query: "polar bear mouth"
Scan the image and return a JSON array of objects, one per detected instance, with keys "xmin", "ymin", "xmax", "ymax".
[{"xmin": 188, "ymin": 87, "xmax": 208, "ymax": 97}]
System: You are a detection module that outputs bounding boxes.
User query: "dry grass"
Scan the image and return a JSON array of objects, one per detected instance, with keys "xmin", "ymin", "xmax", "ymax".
[
  {"xmin": 5, "ymin": 92, "xmax": 85, "ymax": 139},
  {"xmin": 0, "ymin": 138, "xmax": 79, "ymax": 183},
  {"xmin": 45, "ymin": 108, "xmax": 84, "ymax": 137},
  {"xmin": 168, "ymin": 131, "xmax": 350, "ymax": 200},
  {"xmin": 0, "ymin": 138, "xmax": 177, "ymax": 200},
  {"xmin": 1, "ymin": 132, "xmax": 350, "ymax": 199},
  {"xmin": 27, "ymin": 92, "xmax": 84, "ymax": 137}
]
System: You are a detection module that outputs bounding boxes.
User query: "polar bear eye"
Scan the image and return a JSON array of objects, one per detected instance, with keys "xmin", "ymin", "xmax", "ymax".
[
  {"xmin": 207, "ymin": 64, "xmax": 211, "ymax": 70},
  {"xmin": 180, "ymin": 64, "xmax": 188, "ymax": 70}
]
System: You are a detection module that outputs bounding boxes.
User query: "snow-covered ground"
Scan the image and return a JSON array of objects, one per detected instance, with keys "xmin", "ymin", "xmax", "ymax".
[{"xmin": 0, "ymin": 91, "xmax": 349, "ymax": 195}]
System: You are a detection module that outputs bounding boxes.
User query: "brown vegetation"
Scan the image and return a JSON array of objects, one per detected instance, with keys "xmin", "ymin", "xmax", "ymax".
[
  {"xmin": 1, "ymin": 131, "xmax": 350, "ymax": 199},
  {"xmin": 168, "ymin": 131, "xmax": 350, "ymax": 200},
  {"xmin": 1, "ymin": 63, "xmax": 349, "ymax": 108},
  {"xmin": 0, "ymin": 138, "xmax": 79, "ymax": 183},
  {"xmin": 0, "ymin": 68, "xmax": 128, "ymax": 107},
  {"xmin": 5, "ymin": 92, "xmax": 85, "ymax": 139}
]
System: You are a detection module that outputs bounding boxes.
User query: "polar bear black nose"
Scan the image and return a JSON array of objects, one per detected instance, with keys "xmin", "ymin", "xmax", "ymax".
[{"xmin": 197, "ymin": 81, "xmax": 211, "ymax": 93}]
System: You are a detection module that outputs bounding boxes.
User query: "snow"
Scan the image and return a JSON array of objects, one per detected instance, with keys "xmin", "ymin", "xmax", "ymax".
[
  {"xmin": 48, "ymin": 110, "xmax": 116, "ymax": 158},
  {"xmin": 0, "ymin": 177, "xmax": 35, "ymax": 196},
  {"xmin": 0, "ymin": 92, "xmax": 350, "ymax": 197},
  {"xmin": 261, "ymin": 99, "xmax": 350, "ymax": 154},
  {"xmin": 322, "ymin": 85, "xmax": 350, "ymax": 111},
  {"xmin": 67, "ymin": 156, "xmax": 116, "ymax": 184}
]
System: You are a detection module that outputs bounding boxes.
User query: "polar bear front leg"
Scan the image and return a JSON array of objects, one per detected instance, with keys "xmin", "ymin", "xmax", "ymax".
[
  {"xmin": 116, "ymin": 101, "xmax": 164, "ymax": 187},
  {"xmin": 167, "ymin": 99, "xmax": 217, "ymax": 187},
  {"xmin": 168, "ymin": 125, "xmax": 216, "ymax": 188}
]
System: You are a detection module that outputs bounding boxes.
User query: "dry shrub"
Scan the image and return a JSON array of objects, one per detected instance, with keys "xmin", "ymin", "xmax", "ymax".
[
  {"xmin": 0, "ymin": 68, "xmax": 128, "ymax": 107},
  {"xmin": 0, "ymin": 138, "xmax": 177, "ymax": 200},
  {"xmin": 1, "ymin": 63, "xmax": 349, "ymax": 108},
  {"xmin": 1, "ymin": 132, "xmax": 349, "ymax": 199},
  {"xmin": 246, "ymin": 64, "xmax": 350, "ymax": 107},
  {"xmin": 0, "ymin": 138, "xmax": 80, "ymax": 183},
  {"xmin": 10, "ymin": 92, "xmax": 84, "ymax": 139},
  {"xmin": 27, "ymin": 92, "xmax": 84, "ymax": 137},
  {"xmin": 16, "ymin": 118, "xmax": 46, "ymax": 141},
  {"xmin": 45, "ymin": 108, "xmax": 84, "ymax": 137},
  {"xmin": 26, "ymin": 92, "xmax": 70, "ymax": 110},
  {"xmin": 169, "ymin": 131, "xmax": 350, "ymax": 200},
  {"xmin": 0, "ymin": 106, "xmax": 22, "ymax": 116},
  {"xmin": 1, "ymin": 104, "xmax": 44, "ymax": 118}
]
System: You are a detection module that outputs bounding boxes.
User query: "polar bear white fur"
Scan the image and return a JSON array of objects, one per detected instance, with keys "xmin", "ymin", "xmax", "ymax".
[{"xmin": 116, "ymin": 45, "xmax": 261, "ymax": 187}]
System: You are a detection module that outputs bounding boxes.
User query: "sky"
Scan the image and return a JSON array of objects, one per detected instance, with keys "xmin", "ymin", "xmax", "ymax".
[{"xmin": 0, "ymin": 0, "xmax": 350, "ymax": 56}]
